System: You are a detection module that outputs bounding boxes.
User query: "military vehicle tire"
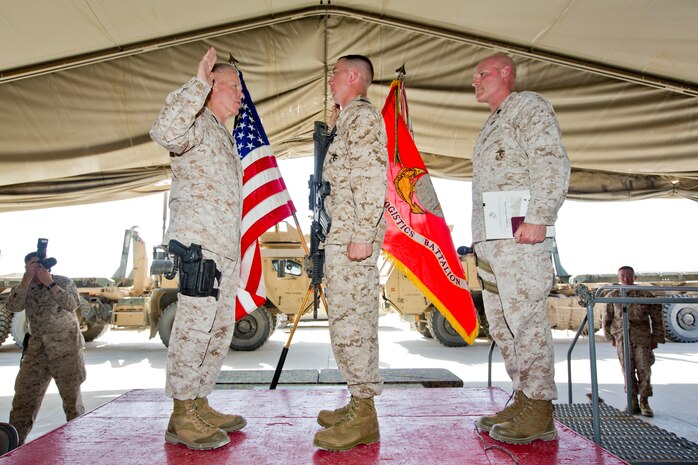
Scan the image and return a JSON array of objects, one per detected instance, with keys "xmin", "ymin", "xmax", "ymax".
[
  {"xmin": 0, "ymin": 303, "xmax": 11, "ymax": 345},
  {"xmin": 427, "ymin": 306, "xmax": 468, "ymax": 347},
  {"xmin": 81, "ymin": 322, "xmax": 110, "ymax": 342},
  {"xmin": 472, "ymin": 293, "xmax": 490, "ymax": 339},
  {"xmin": 158, "ymin": 302, "xmax": 178, "ymax": 347},
  {"xmin": 663, "ymin": 295, "xmax": 698, "ymax": 343},
  {"xmin": 0, "ymin": 422, "xmax": 19, "ymax": 454},
  {"xmin": 230, "ymin": 306, "xmax": 273, "ymax": 351},
  {"xmin": 11, "ymin": 311, "xmax": 28, "ymax": 348},
  {"xmin": 78, "ymin": 297, "xmax": 110, "ymax": 342},
  {"xmin": 411, "ymin": 320, "xmax": 432, "ymax": 338},
  {"xmin": 264, "ymin": 307, "xmax": 281, "ymax": 331}
]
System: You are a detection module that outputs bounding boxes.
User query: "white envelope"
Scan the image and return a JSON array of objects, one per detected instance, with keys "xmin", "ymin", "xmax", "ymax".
[{"xmin": 482, "ymin": 190, "xmax": 555, "ymax": 240}]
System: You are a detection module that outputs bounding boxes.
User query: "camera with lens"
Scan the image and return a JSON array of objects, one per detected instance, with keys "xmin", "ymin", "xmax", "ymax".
[{"xmin": 36, "ymin": 238, "xmax": 58, "ymax": 270}]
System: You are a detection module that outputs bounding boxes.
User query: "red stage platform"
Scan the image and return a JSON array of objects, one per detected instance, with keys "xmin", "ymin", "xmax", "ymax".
[{"xmin": 0, "ymin": 387, "xmax": 627, "ymax": 465}]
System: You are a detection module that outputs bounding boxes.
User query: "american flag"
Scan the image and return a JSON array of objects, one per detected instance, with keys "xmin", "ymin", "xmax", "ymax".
[{"xmin": 233, "ymin": 71, "xmax": 296, "ymax": 321}]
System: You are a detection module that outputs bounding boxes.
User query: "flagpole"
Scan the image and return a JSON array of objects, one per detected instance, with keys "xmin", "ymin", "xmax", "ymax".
[
  {"xmin": 270, "ymin": 282, "xmax": 314, "ymax": 389},
  {"xmin": 393, "ymin": 64, "xmax": 406, "ymax": 165},
  {"xmin": 269, "ymin": 212, "xmax": 328, "ymax": 389},
  {"xmin": 291, "ymin": 213, "xmax": 310, "ymax": 255}
]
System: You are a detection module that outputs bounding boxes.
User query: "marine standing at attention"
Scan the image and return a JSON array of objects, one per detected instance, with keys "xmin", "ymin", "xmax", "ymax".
[
  {"xmin": 312, "ymin": 55, "xmax": 388, "ymax": 452},
  {"xmin": 471, "ymin": 53, "xmax": 570, "ymax": 444}
]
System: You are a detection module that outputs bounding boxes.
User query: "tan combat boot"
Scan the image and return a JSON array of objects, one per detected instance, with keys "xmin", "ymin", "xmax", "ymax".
[
  {"xmin": 195, "ymin": 397, "xmax": 247, "ymax": 432},
  {"xmin": 639, "ymin": 396, "xmax": 653, "ymax": 417},
  {"xmin": 489, "ymin": 397, "xmax": 558, "ymax": 445},
  {"xmin": 313, "ymin": 397, "xmax": 380, "ymax": 451},
  {"xmin": 476, "ymin": 390, "xmax": 526, "ymax": 432},
  {"xmin": 317, "ymin": 397, "xmax": 352, "ymax": 427},
  {"xmin": 165, "ymin": 399, "xmax": 230, "ymax": 450}
]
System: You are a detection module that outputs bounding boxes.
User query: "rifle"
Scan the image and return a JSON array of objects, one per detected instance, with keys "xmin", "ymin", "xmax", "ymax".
[{"xmin": 307, "ymin": 120, "xmax": 335, "ymax": 318}]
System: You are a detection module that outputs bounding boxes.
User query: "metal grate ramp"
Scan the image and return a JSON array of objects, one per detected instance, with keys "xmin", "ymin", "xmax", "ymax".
[{"xmin": 554, "ymin": 402, "xmax": 698, "ymax": 465}]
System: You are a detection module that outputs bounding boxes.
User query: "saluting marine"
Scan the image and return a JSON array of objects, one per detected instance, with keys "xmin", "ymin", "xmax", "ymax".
[{"xmin": 150, "ymin": 47, "xmax": 246, "ymax": 451}]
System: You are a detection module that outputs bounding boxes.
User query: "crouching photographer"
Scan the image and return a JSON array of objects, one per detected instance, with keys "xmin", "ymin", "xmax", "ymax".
[{"xmin": 5, "ymin": 240, "xmax": 85, "ymax": 445}]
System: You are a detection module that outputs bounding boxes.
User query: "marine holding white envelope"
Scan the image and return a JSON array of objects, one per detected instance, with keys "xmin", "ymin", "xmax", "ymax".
[{"xmin": 470, "ymin": 53, "xmax": 570, "ymax": 445}]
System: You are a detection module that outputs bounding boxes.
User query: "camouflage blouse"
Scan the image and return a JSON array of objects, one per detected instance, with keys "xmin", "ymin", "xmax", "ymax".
[
  {"xmin": 150, "ymin": 77, "xmax": 243, "ymax": 260},
  {"xmin": 471, "ymin": 91, "xmax": 570, "ymax": 244},
  {"xmin": 6, "ymin": 275, "xmax": 84, "ymax": 358},
  {"xmin": 323, "ymin": 96, "xmax": 388, "ymax": 247}
]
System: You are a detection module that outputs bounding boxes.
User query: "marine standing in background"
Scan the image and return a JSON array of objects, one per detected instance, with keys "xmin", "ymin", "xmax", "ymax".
[
  {"xmin": 470, "ymin": 54, "xmax": 570, "ymax": 444},
  {"xmin": 604, "ymin": 265, "xmax": 665, "ymax": 417},
  {"xmin": 150, "ymin": 46, "xmax": 246, "ymax": 450},
  {"xmin": 6, "ymin": 252, "xmax": 85, "ymax": 445},
  {"xmin": 312, "ymin": 55, "xmax": 388, "ymax": 452}
]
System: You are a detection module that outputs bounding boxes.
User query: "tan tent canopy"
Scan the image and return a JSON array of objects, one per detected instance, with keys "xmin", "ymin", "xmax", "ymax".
[{"xmin": 1, "ymin": 1, "xmax": 697, "ymax": 211}]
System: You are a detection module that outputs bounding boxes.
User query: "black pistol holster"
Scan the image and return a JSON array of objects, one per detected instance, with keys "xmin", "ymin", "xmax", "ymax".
[{"xmin": 167, "ymin": 240, "xmax": 221, "ymax": 300}]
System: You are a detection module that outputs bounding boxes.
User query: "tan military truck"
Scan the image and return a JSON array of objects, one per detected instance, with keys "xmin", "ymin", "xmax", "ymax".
[
  {"xmin": 6, "ymin": 224, "xmax": 694, "ymax": 349},
  {"xmin": 381, "ymin": 249, "xmax": 489, "ymax": 347},
  {"xmin": 2, "ymin": 227, "xmax": 154, "ymax": 348},
  {"xmin": 2, "ymin": 276, "xmax": 117, "ymax": 347},
  {"xmin": 148, "ymin": 221, "xmax": 327, "ymax": 351},
  {"xmin": 382, "ymin": 244, "xmax": 698, "ymax": 346},
  {"xmin": 3, "ymin": 223, "xmax": 327, "ymax": 350},
  {"xmin": 0, "ymin": 302, "xmax": 9, "ymax": 345},
  {"xmin": 0, "ymin": 276, "xmax": 21, "ymax": 345},
  {"xmin": 1, "ymin": 276, "xmax": 111, "ymax": 348},
  {"xmin": 565, "ymin": 272, "xmax": 698, "ymax": 343}
]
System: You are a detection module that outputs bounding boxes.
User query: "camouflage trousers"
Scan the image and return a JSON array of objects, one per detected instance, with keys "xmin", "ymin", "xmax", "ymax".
[
  {"xmin": 475, "ymin": 239, "xmax": 558, "ymax": 401},
  {"xmin": 324, "ymin": 244, "xmax": 383, "ymax": 398},
  {"xmin": 10, "ymin": 337, "xmax": 86, "ymax": 445},
  {"xmin": 615, "ymin": 337, "xmax": 655, "ymax": 398},
  {"xmin": 166, "ymin": 249, "xmax": 239, "ymax": 400}
]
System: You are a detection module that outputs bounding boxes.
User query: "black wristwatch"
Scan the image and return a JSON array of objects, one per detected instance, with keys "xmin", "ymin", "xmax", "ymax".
[{"xmin": 47, "ymin": 281, "xmax": 57, "ymax": 290}]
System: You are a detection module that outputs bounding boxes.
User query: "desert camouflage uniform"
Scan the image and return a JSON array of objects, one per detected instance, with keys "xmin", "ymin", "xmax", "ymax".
[
  {"xmin": 323, "ymin": 96, "xmax": 388, "ymax": 398},
  {"xmin": 472, "ymin": 91, "xmax": 570, "ymax": 401},
  {"xmin": 6, "ymin": 275, "xmax": 85, "ymax": 444},
  {"xmin": 150, "ymin": 77, "xmax": 243, "ymax": 400},
  {"xmin": 603, "ymin": 289, "xmax": 665, "ymax": 398}
]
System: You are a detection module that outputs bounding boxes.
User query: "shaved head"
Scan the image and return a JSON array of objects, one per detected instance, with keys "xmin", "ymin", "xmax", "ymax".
[
  {"xmin": 330, "ymin": 54, "xmax": 375, "ymax": 107},
  {"xmin": 482, "ymin": 53, "xmax": 516, "ymax": 88},
  {"xmin": 472, "ymin": 53, "xmax": 518, "ymax": 110},
  {"xmin": 338, "ymin": 55, "xmax": 374, "ymax": 87},
  {"xmin": 618, "ymin": 265, "xmax": 636, "ymax": 285}
]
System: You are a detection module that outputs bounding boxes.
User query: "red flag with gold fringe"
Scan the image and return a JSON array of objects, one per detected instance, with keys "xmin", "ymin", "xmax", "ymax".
[{"xmin": 381, "ymin": 80, "xmax": 478, "ymax": 344}]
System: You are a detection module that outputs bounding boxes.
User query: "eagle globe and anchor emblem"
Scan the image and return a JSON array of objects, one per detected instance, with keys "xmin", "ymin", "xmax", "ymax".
[
  {"xmin": 394, "ymin": 166, "xmax": 444, "ymax": 218},
  {"xmin": 390, "ymin": 64, "xmax": 444, "ymax": 219}
]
